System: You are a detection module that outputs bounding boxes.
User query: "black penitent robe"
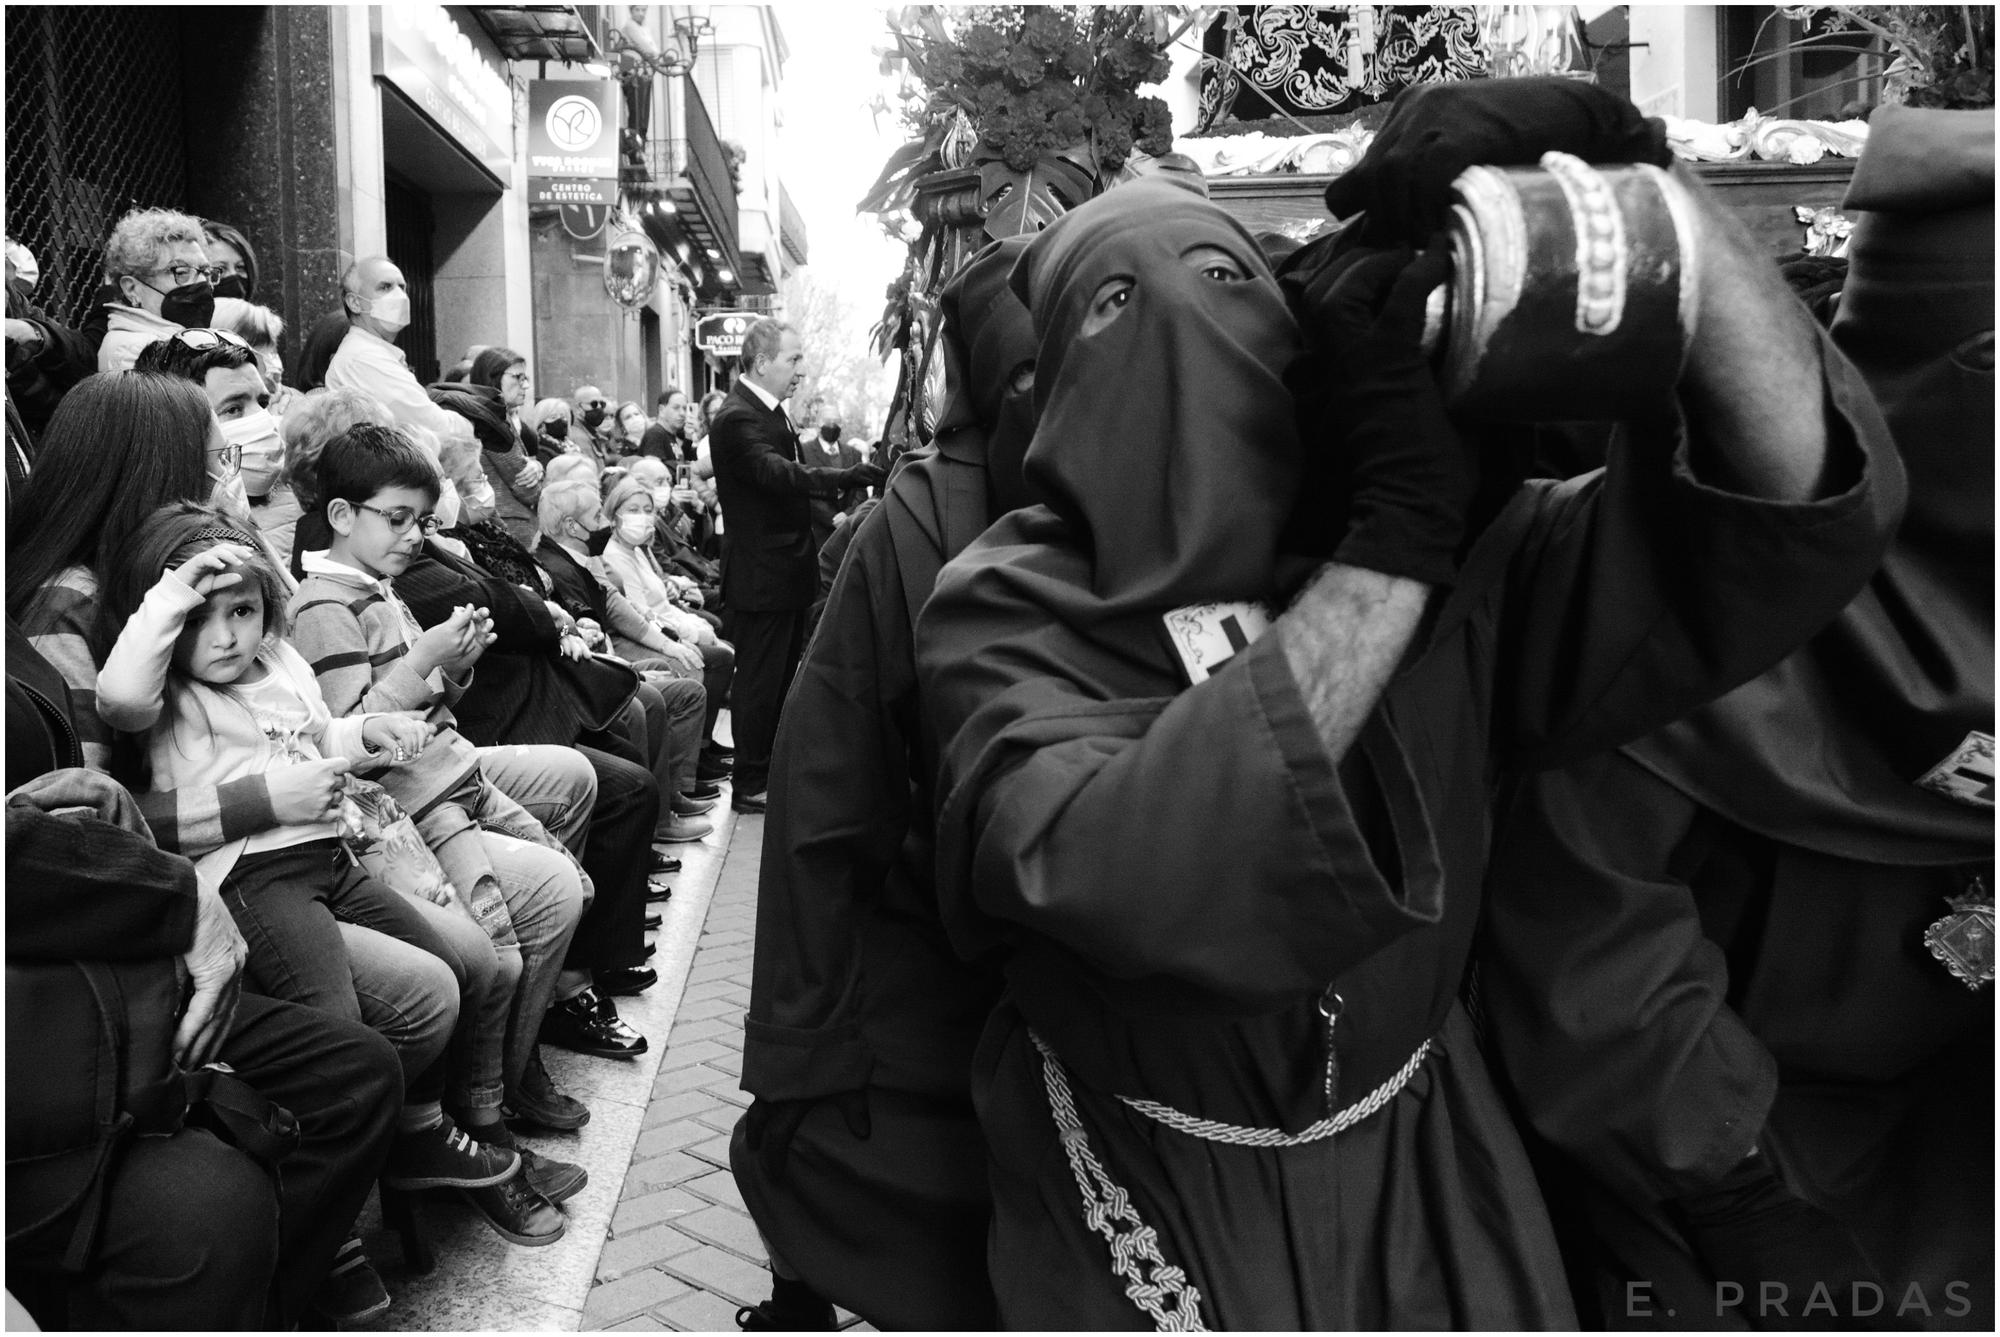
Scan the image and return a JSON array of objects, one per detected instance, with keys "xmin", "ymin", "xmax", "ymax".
[
  {"xmin": 916, "ymin": 336, "xmax": 1901, "ymax": 1329},
  {"xmin": 729, "ymin": 447, "xmax": 1003, "ymax": 1331}
]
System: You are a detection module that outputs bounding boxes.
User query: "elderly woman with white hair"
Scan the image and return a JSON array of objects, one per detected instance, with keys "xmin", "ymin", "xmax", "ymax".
[{"xmin": 533, "ymin": 479, "xmax": 701, "ymax": 678}]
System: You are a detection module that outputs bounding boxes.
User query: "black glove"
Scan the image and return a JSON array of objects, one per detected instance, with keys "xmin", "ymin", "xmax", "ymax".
[
  {"xmin": 839, "ymin": 461, "xmax": 886, "ymax": 493},
  {"xmin": 741, "ymin": 1090, "xmax": 872, "ymax": 1184},
  {"xmin": 1300, "ymin": 245, "xmax": 1476, "ymax": 588},
  {"xmin": 1670, "ymin": 1152, "xmax": 1893, "ymax": 1330},
  {"xmin": 1324, "ymin": 77, "xmax": 1672, "ymax": 245}
]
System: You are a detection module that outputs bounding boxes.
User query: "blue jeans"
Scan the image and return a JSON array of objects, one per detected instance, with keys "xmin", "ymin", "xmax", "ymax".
[{"xmin": 223, "ymin": 841, "xmax": 458, "ymax": 1099}]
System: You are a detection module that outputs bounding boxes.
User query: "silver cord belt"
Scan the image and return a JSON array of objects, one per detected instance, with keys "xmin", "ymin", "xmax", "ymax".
[
  {"xmin": 1118, "ymin": 1038, "xmax": 1433, "ymax": 1147},
  {"xmin": 1031, "ymin": 1030, "xmax": 1210, "ymax": 1332},
  {"xmin": 1029, "ymin": 1029, "xmax": 1436, "ymax": 1331}
]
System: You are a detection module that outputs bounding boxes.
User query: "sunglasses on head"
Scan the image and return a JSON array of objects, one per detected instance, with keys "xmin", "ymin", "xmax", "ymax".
[{"xmin": 169, "ymin": 327, "xmax": 252, "ymax": 352}]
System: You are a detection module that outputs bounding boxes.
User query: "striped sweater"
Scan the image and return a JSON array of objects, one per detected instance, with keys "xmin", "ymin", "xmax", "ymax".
[{"xmin": 19, "ymin": 565, "xmax": 279, "ymax": 853}]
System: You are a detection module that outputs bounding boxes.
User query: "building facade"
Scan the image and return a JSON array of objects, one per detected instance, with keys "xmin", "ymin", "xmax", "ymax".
[{"xmin": 4, "ymin": 3, "xmax": 802, "ymax": 413}]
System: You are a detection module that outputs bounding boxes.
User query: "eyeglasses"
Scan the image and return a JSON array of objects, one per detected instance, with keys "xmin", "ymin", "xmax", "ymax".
[
  {"xmin": 354, "ymin": 501, "xmax": 443, "ymax": 535},
  {"xmin": 503, "ymin": 370, "xmax": 532, "ymax": 385},
  {"xmin": 152, "ymin": 262, "xmax": 219, "ymax": 287},
  {"xmin": 207, "ymin": 441, "xmax": 243, "ymax": 474},
  {"xmin": 170, "ymin": 327, "xmax": 252, "ymax": 353},
  {"xmin": 582, "ymin": 400, "xmax": 607, "ymax": 410}
]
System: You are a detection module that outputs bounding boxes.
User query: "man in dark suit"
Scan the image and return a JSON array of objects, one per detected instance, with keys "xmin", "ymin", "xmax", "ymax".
[
  {"xmin": 796, "ymin": 398, "xmax": 870, "ymax": 552},
  {"xmin": 709, "ymin": 320, "xmax": 882, "ymax": 812}
]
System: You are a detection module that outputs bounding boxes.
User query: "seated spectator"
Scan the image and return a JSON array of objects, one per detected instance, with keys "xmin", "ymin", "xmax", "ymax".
[
  {"xmin": 568, "ymin": 384, "xmax": 613, "ymax": 469},
  {"xmin": 524, "ymin": 396, "xmax": 573, "ymax": 462},
  {"xmin": 470, "ymin": 348, "xmax": 537, "ymax": 449},
  {"xmin": 6, "ymin": 619, "xmax": 402, "ymax": 1330},
  {"xmin": 609, "ymin": 400, "xmax": 649, "ymax": 460},
  {"xmin": 290, "ymin": 425, "xmax": 598, "ymax": 1176},
  {"xmin": 325, "ymin": 256, "xmax": 466, "ymax": 443},
  {"xmin": 98, "ymin": 208, "xmax": 215, "ymax": 372},
  {"xmin": 132, "ymin": 326, "xmax": 296, "ymax": 583},
  {"xmin": 212, "ymin": 297, "xmax": 298, "ymax": 414},
  {"xmin": 599, "ymin": 476, "xmax": 736, "ymax": 791},
  {"xmin": 537, "ymin": 479, "xmax": 713, "ymax": 682},
  {"xmin": 201, "ymin": 219, "xmax": 260, "ymax": 303},
  {"xmin": 624, "ymin": 456, "xmax": 722, "ymax": 615},
  {"xmin": 294, "ymin": 311, "xmax": 351, "ymax": 391},
  {"xmin": 5, "ymin": 238, "xmax": 93, "ymax": 442},
  {"xmin": 544, "ymin": 452, "xmax": 601, "ymax": 491},
  {"xmin": 95, "ymin": 505, "xmax": 543, "ymax": 1241},
  {"xmin": 450, "ymin": 355, "xmax": 544, "ymax": 549},
  {"xmin": 275, "ymin": 386, "xmax": 399, "ymax": 568},
  {"xmin": 7, "ymin": 371, "xmax": 238, "ymax": 771},
  {"xmin": 639, "ymin": 386, "xmax": 689, "ymax": 462}
]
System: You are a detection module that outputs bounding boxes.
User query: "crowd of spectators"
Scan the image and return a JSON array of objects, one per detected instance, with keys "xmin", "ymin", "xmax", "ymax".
[{"xmin": 0, "ymin": 205, "xmax": 867, "ymax": 1327}]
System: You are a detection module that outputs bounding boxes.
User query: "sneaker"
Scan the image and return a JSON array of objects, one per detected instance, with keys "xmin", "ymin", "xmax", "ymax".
[
  {"xmin": 465, "ymin": 1119, "xmax": 590, "ymax": 1204},
  {"xmin": 463, "ymin": 1173, "xmax": 566, "ymax": 1247},
  {"xmin": 672, "ymin": 794, "xmax": 718, "ymax": 818},
  {"xmin": 655, "ymin": 812, "xmax": 713, "ymax": 843},
  {"xmin": 312, "ymin": 1234, "xmax": 391, "ymax": 1324},
  {"xmin": 504, "ymin": 1051, "xmax": 591, "ymax": 1132},
  {"xmin": 383, "ymin": 1114, "xmax": 521, "ymax": 1190}
]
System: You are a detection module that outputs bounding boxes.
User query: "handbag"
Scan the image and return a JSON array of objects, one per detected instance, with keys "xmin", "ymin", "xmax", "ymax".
[{"xmin": 551, "ymin": 652, "xmax": 641, "ymax": 733}]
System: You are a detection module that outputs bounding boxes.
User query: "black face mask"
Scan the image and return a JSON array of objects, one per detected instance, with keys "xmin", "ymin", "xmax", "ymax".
[
  {"xmin": 212, "ymin": 273, "xmax": 251, "ymax": 302},
  {"xmin": 157, "ymin": 279, "xmax": 216, "ymax": 330},
  {"xmin": 545, "ymin": 419, "xmax": 569, "ymax": 442},
  {"xmin": 584, "ymin": 522, "xmax": 615, "ymax": 556},
  {"xmin": 819, "ymin": 424, "xmax": 841, "ymax": 445},
  {"xmin": 582, "ymin": 406, "xmax": 608, "ymax": 429}
]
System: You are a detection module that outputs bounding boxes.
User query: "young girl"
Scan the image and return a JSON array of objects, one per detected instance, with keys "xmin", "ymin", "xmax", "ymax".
[{"xmin": 93, "ymin": 503, "xmax": 566, "ymax": 1244}]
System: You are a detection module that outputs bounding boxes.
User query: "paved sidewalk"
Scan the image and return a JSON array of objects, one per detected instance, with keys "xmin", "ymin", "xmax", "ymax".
[{"xmin": 579, "ymin": 812, "xmax": 871, "ymax": 1333}]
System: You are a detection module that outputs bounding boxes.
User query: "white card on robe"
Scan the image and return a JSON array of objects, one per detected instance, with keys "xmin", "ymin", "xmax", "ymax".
[
  {"xmin": 1162, "ymin": 601, "xmax": 1273, "ymax": 685},
  {"xmin": 1916, "ymin": 730, "xmax": 1996, "ymax": 808}
]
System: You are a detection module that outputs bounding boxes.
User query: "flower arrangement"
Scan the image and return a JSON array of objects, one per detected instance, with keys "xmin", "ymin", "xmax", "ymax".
[
  {"xmin": 1750, "ymin": 7, "xmax": 1993, "ymax": 111},
  {"xmin": 882, "ymin": 6, "xmax": 1178, "ymax": 176},
  {"xmin": 859, "ymin": 6, "xmax": 1200, "ymax": 449}
]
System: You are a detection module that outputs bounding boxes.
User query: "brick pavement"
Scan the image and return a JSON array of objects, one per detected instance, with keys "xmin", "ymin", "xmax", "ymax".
[{"xmin": 581, "ymin": 813, "xmax": 872, "ymax": 1333}]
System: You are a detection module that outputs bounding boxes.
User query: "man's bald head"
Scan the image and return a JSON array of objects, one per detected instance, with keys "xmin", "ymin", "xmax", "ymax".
[
  {"xmin": 573, "ymin": 385, "xmax": 609, "ymax": 431},
  {"xmin": 341, "ymin": 256, "xmax": 411, "ymax": 339}
]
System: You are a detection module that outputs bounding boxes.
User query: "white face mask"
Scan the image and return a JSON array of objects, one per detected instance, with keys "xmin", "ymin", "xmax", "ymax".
[
  {"xmin": 651, "ymin": 484, "xmax": 676, "ymax": 510},
  {"xmin": 434, "ymin": 476, "xmax": 463, "ymax": 531},
  {"xmin": 221, "ymin": 409, "xmax": 284, "ymax": 498},
  {"xmin": 617, "ymin": 514, "xmax": 655, "ymax": 546},
  {"xmin": 209, "ymin": 470, "xmax": 250, "ymax": 518},
  {"xmin": 362, "ymin": 288, "xmax": 412, "ymax": 331}
]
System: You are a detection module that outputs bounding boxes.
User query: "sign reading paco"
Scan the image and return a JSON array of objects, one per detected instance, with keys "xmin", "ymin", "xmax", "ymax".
[
  {"xmin": 528, "ymin": 80, "xmax": 621, "ymax": 206},
  {"xmin": 696, "ymin": 312, "xmax": 760, "ymax": 358}
]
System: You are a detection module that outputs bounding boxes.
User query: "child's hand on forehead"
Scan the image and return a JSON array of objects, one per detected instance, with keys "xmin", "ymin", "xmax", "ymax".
[{"xmin": 168, "ymin": 542, "xmax": 256, "ymax": 597}]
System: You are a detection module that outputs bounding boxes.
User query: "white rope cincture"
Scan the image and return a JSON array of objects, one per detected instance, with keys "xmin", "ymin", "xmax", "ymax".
[
  {"xmin": 1117, "ymin": 1039, "xmax": 1433, "ymax": 1148},
  {"xmin": 1030, "ymin": 1031, "xmax": 1210, "ymax": 1333}
]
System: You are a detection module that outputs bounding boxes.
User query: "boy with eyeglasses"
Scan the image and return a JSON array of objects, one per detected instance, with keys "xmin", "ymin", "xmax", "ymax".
[{"xmin": 289, "ymin": 422, "xmax": 605, "ymax": 1234}]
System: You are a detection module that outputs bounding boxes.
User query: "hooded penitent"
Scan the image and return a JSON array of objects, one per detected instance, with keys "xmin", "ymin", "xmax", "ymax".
[
  {"xmin": 931, "ymin": 235, "xmax": 1038, "ymax": 521},
  {"xmin": 1007, "ymin": 176, "xmax": 1305, "ymax": 620},
  {"xmin": 1624, "ymin": 106, "xmax": 1994, "ymax": 865}
]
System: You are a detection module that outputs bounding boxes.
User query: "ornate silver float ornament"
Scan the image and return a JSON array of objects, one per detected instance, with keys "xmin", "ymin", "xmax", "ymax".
[
  {"xmin": 604, "ymin": 230, "xmax": 662, "ymax": 310},
  {"xmin": 1418, "ymin": 150, "xmax": 1700, "ymax": 422},
  {"xmin": 1925, "ymin": 874, "xmax": 1994, "ymax": 990}
]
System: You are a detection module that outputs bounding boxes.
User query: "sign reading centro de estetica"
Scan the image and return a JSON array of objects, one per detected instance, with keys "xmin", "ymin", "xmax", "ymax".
[{"xmin": 528, "ymin": 80, "xmax": 622, "ymax": 206}]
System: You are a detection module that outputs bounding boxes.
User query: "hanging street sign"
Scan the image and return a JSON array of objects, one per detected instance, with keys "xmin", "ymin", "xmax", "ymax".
[
  {"xmin": 528, "ymin": 80, "xmax": 621, "ymax": 206},
  {"xmin": 696, "ymin": 311, "xmax": 759, "ymax": 358}
]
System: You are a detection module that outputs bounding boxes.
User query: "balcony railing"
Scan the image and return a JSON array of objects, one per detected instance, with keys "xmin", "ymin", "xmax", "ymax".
[
  {"xmin": 620, "ymin": 78, "xmax": 740, "ymax": 287},
  {"xmin": 778, "ymin": 183, "xmax": 808, "ymax": 267}
]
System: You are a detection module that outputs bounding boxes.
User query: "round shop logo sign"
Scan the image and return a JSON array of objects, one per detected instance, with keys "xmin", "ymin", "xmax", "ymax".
[{"xmin": 545, "ymin": 95, "xmax": 603, "ymax": 152}]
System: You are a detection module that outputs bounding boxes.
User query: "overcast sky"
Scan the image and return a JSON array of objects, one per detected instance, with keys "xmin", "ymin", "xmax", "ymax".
[{"xmin": 770, "ymin": 4, "xmax": 909, "ymax": 322}]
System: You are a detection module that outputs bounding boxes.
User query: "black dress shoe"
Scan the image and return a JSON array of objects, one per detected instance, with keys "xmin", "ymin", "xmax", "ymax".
[
  {"xmin": 644, "ymin": 941, "xmax": 657, "ymax": 959},
  {"xmin": 595, "ymin": 965, "xmax": 657, "ymax": 996},
  {"xmin": 649, "ymin": 851, "xmax": 682, "ymax": 875},
  {"xmin": 647, "ymin": 879, "xmax": 674, "ymax": 903},
  {"xmin": 731, "ymin": 789, "xmax": 768, "ymax": 814},
  {"xmin": 696, "ymin": 758, "xmax": 733, "ymax": 783},
  {"xmin": 539, "ymin": 988, "xmax": 647, "ymax": 1059},
  {"xmin": 644, "ymin": 911, "xmax": 662, "ymax": 930},
  {"xmin": 683, "ymin": 780, "xmax": 723, "ymax": 801}
]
